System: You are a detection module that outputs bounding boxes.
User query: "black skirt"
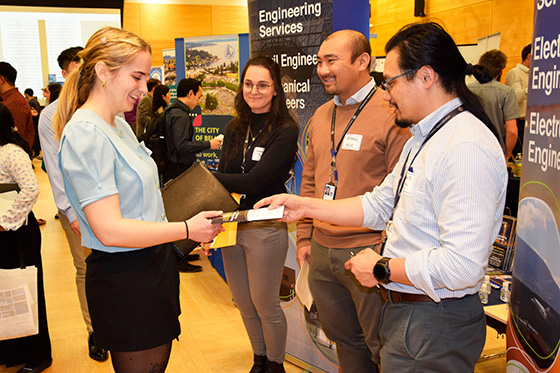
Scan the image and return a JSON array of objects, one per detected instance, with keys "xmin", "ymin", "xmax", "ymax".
[{"xmin": 85, "ymin": 243, "xmax": 180, "ymax": 352}]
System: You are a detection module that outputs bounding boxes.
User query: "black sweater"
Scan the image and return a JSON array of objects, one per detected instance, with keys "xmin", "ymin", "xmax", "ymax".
[{"xmin": 214, "ymin": 112, "xmax": 298, "ymax": 210}]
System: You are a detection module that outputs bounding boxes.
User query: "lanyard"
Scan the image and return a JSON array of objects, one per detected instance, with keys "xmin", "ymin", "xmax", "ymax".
[
  {"xmin": 329, "ymin": 85, "xmax": 377, "ymax": 184},
  {"xmin": 380, "ymin": 106, "xmax": 464, "ymax": 255},
  {"xmin": 242, "ymin": 123, "xmax": 265, "ymax": 173}
]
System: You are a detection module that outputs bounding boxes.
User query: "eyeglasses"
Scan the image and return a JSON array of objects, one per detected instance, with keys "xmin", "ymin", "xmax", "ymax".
[
  {"xmin": 379, "ymin": 69, "xmax": 419, "ymax": 92},
  {"xmin": 243, "ymin": 81, "xmax": 273, "ymax": 94}
]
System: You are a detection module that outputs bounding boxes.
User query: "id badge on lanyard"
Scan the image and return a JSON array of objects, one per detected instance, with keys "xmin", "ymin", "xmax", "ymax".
[{"xmin": 323, "ymin": 182, "xmax": 336, "ymax": 200}]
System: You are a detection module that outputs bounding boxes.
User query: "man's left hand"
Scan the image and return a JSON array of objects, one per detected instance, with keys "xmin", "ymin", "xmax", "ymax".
[{"xmin": 344, "ymin": 248, "xmax": 381, "ymax": 287}]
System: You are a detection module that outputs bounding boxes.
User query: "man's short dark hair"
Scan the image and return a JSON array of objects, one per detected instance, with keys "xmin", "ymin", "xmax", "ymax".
[
  {"xmin": 0, "ymin": 62, "xmax": 17, "ymax": 85},
  {"xmin": 177, "ymin": 78, "xmax": 201, "ymax": 98},
  {"xmin": 147, "ymin": 78, "xmax": 161, "ymax": 92},
  {"xmin": 522, "ymin": 44, "xmax": 531, "ymax": 61},
  {"xmin": 24, "ymin": 88, "xmax": 34, "ymax": 97},
  {"xmin": 324, "ymin": 30, "xmax": 372, "ymax": 70},
  {"xmin": 478, "ymin": 49, "xmax": 507, "ymax": 79},
  {"xmin": 57, "ymin": 46, "xmax": 84, "ymax": 71}
]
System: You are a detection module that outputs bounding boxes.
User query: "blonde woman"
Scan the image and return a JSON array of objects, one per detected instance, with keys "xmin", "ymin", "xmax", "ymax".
[{"xmin": 53, "ymin": 27, "xmax": 223, "ymax": 372}]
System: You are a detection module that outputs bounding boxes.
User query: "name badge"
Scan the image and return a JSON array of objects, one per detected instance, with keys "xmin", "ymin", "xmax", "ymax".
[
  {"xmin": 323, "ymin": 182, "xmax": 336, "ymax": 200},
  {"xmin": 403, "ymin": 169, "xmax": 415, "ymax": 195},
  {"xmin": 252, "ymin": 147, "xmax": 265, "ymax": 161},
  {"xmin": 341, "ymin": 134, "xmax": 363, "ymax": 151}
]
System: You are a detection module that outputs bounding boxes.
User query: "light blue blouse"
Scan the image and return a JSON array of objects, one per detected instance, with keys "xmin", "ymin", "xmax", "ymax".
[{"xmin": 59, "ymin": 109, "xmax": 167, "ymax": 253}]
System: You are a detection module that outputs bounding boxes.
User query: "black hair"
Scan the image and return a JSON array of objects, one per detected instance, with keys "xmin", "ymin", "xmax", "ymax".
[
  {"xmin": 385, "ymin": 22, "xmax": 499, "ymax": 140},
  {"xmin": 0, "ymin": 62, "xmax": 17, "ymax": 85},
  {"xmin": 522, "ymin": 44, "xmax": 531, "ymax": 61},
  {"xmin": 177, "ymin": 78, "xmax": 201, "ymax": 98},
  {"xmin": 24, "ymin": 88, "xmax": 34, "ymax": 97},
  {"xmin": 147, "ymin": 78, "xmax": 161, "ymax": 93},
  {"xmin": 150, "ymin": 84, "xmax": 170, "ymax": 117},
  {"xmin": 224, "ymin": 55, "xmax": 298, "ymax": 161},
  {"xmin": 0, "ymin": 103, "xmax": 32, "ymax": 159},
  {"xmin": 47, "ymin": 83, "xmax": 62, "ymax": 103},
  {"xmin": 57, "ymin": 46, "xmax": 84, "ymax": 71}
]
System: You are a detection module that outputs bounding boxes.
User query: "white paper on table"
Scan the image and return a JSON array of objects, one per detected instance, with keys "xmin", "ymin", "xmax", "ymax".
[
  {"xmin": 295, "ymin": 260, "xmax": 313, "ymax": 311},
  {"xmin": 0, "ymin": 190, "xmax": 18, "ymax": 216}
]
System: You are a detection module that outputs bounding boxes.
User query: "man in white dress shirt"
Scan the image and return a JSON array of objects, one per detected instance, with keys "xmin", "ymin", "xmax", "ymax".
[{"xmin": 256, "ymin": 22, "xmax": 508, "ymax": 372}]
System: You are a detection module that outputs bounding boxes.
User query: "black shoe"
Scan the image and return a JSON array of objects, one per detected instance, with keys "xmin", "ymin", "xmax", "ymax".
[
  {"xmin": 265, "ymin": 360, "xmax": 285, "ymax": 373},
  {"xmin": 185, "ymin": 253, "xmax": 200, "ymax": 261},
  {"xmin": 177, "ymin": 261, "xmax": 202, "ymax": 273},
  {"xmin": 17, "ymin": 358, "xmax": 52, "ymax": 373},
  {"xmin": 250, "ymin": 354, "xmax": 267, "ymax": 373},
  {"xmin": 89, "ymin": 333, "xmax": 109, "ymax": 362}
]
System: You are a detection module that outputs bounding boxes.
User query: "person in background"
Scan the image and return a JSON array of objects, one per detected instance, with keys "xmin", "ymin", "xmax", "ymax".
[
  {"xmin": 297, "ymin": 29, "xmax": 410, "ymax": 373},
  {"xmin": 212, "ymin": 55, "xmax": 299, "ymax": 373},
  {"xmin": 44, "ymin": 83, "xmax": 62, "ymax": 105},
  {"xmin": 24, "ymin": 88, "xmax": 42, "ymax": 159},
  {"xmin": 123, "ymin": 96, "xmax": 139, "ymax": 134},
  {"xmin": 0, "ymin": 62, "xmax": 35, "ymax": 150},
  {"xmin": 163, "ymin": 78, "xmax": 222, "ymax": 183},
  {"xmin": 136, "ymin": 77, "xmax": 161, "ymax": 138},
  {"xmin": 140, "ymin": 84, "xmax": 170, "ymax": 143},
  {"xmin": 38, "ymin": 46, "xmax": 109, "ymax": 362},
  {"xmin": 53, "ymin": 27, "xmax": 223, "ymax": 372},
  {"xmin": 505, "ymin": 43, "xmax": 531, "ymax": 156},
  {"xmin": 163, "ymin": 78, "xmax": 222, "ymax": 273},
  {"xmin": 0, "ymin": 103, "xmax": 52, "ymax": 373},
  {"xmin": 468, "ymin": 49, "xmax": 519, "ymax": 159},
  {"xmin": 257, "ymin": 22, "xmax": 507, "ymax": 372}
]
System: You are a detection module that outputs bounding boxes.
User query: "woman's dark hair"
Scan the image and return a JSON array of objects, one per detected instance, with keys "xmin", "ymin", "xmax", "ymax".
[
  {"xmin": 47, "ymin": 83, "xmax": 62, "ymax": 103},
  {"xmin": 0, "ymin": 103, "xmax": 33, "ymax": 159},
  {"xmin": 150, "ymin": 84, "xmax": 170, "ymax": 117},
  {"xmin": 385, "ymin": 22, "xmax": 499, "ymax": 140},
  {"xmin": 225, "ymin": 55, "xmax": 297, "ymax": 159}
]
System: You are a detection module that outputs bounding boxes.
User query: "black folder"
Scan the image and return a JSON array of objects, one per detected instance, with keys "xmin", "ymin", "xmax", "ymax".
[{"xmin": 161, "ymin": 162, "xmax": 239, "ymax": 257}]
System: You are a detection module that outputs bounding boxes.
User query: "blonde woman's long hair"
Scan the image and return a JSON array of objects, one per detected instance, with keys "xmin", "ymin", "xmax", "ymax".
[{"xmin": 53, "ymin": 27, "xmax": 151, "ymax": 138}]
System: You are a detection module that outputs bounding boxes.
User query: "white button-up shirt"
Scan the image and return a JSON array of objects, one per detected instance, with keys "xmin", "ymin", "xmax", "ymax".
[{"xmin": 360, "ymin": 98, "xmax": 508, "ymax": 301}]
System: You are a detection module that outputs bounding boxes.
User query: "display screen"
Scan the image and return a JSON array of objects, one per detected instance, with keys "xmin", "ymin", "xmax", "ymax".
[{"xmin": 0, "ymin": 6, "xmax": 120, "ymax": 99}]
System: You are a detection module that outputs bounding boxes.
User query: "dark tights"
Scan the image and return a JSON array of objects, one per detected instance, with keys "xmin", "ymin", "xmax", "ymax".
[{"xmin": 110, "ymin": 343, "xmax": 172, "ymax": 373}]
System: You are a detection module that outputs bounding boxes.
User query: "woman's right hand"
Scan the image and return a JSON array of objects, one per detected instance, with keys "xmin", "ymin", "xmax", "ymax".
[{"xmin": 186, "ymin": 210, "xmax": 224, "ymax": 243}]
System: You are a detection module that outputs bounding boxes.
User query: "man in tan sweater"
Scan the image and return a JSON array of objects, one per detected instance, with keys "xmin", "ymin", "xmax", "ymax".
[{"xmin": 297, "ymin": 30, "xmax": 409, "ymax": 372}]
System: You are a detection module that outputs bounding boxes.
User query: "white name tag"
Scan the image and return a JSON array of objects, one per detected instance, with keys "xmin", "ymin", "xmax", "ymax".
[
  {"xmin": 252, "ymin": 147, "xmax": 265, "ymax": 161},
  {"xmin": 341, "ymin": 134, "xmax": 363, "ymax": 151},
  {"xmin": 403, "ymin": 170, "xmax": 415, "ymax": 195}
]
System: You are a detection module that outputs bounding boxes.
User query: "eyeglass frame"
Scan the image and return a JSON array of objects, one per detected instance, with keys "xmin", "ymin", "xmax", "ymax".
[
  {"xmin": 379, "ymin": 68, "xmax": 420, "ymax": 92},
  {"xmin": 242, "ymin": 81, "xmax": 273, "ymax": 94}
]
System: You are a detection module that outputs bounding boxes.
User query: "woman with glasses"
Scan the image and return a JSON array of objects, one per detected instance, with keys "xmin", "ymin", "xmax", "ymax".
[{"xmin": 212, "ymin": 56, "xmax": 298, "ymax": 373}]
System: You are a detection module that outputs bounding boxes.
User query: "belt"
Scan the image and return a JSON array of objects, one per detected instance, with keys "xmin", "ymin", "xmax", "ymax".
[{"xmin": 379, "ymin": 287, "xmax": 450, "ymax": 303}]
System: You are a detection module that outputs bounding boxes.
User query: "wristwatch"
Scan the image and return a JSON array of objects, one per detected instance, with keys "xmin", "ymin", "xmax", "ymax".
[{"xmin": 373, "ymin": 257, "xmax": 391, "ymax": 284}]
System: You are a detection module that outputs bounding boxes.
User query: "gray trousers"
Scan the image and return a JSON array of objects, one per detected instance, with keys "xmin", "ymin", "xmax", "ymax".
[
  {"xmin": 379, "ymin": 293, "xmax": 486, "ymax": 372},
  {"xmin": 309, "ymin": 240, "xmax": 382, "ymax": 372},
  {"xmin": 222, "ymin": 221, "xmax": 288, "ymax": 363},
  {"xmin": 59, "ymin": 212, "xmax": 93, "ymax": 333}
]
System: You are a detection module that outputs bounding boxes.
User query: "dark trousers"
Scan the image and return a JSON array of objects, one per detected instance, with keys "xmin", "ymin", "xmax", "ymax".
[
  {"xmin": 379, "ymin": 293, "xmax": 486, "ymax": 372},
  {"xmin": 308, "ymin": 240, "xmax": 382, "ymax": 372}
]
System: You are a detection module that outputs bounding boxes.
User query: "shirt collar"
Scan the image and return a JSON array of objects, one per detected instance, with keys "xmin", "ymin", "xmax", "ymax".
[
  {"xmin": 334, "ymin": 78, "xmax": 376, "ymax": 106},
  {"xmin": 410, "ymin": 97, "xmax": 463, "ymax": 138},
  {"xmin": 516, "ymin": 63, "xmax": 529, "ymax": 73}
]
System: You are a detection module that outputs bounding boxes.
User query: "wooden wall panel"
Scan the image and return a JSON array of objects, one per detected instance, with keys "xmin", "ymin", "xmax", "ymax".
[
  {"xmin": 492, "ymin": 0, "xmax": 535, "ymax": 77},
  {"xmin": 370, "ymin": 0, "xmax": 534, "ymax": 79},
  {"xmin": 211, "ymin": 5, "xmax": 249, "ymax": 35},
  {"xmin": 123, "ymin": 3, "xmax": 248, "ymax": 67}
]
